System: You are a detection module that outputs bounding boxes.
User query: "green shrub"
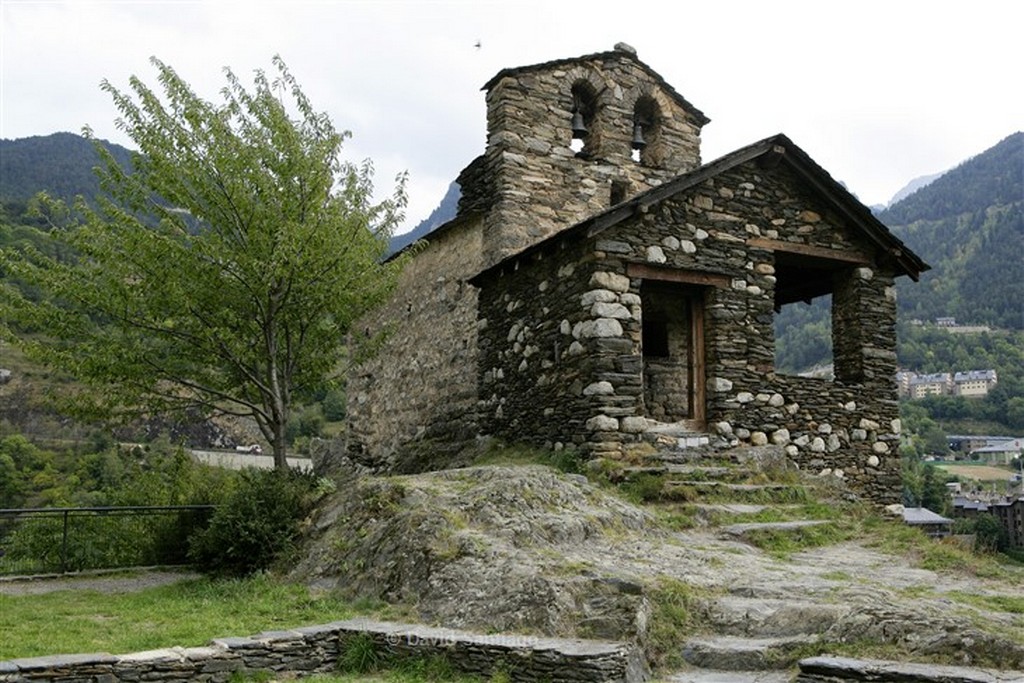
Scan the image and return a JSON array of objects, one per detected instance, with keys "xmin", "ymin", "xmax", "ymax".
[{"xmin": 188, "ymin": 467, "xmax": 319, "ymax": 576}]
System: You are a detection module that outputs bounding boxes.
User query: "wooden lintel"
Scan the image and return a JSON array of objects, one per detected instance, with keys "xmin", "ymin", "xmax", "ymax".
[
  {"xmin": 746, "ymin": 237, "xmax": 870, "ymax": 264},
  {"xmin": 626, "ymin": 263, "xmax": 731, "ymax": 288}
]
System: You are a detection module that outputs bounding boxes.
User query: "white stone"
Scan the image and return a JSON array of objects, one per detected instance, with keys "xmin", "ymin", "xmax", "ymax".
[
  {"xmin": 715, "ymin": 421, "xmax": 733, "ymax": 435},
  {"xmin": 833, "ymin": 469, "xmax": 845, "ymax": 478},
  {"xmin": 736, "ymin": 392, "xmax": 755, "ymax": 404},
  {"xmin": 851, "ymin": 428, "xmax": 867, "ymax": 441},
  {"xmin": 844, "ymin": 401, "xmax": 857, "ymax": 411},
  {"xmin": 855, "ymin": 267, "xmax": 874, "ymax": 280},
  {"xmin": 818, "ymin": 468, "xmax": 833, "ymax": 477},
  {"xmin": 768, "ymin": 393, "xmax": 785, "ymax": 407},
  {"xmin": 771, "ymin": 428, "xmax": 791, "ymax": 445},
  {"xmin": 568, "ymin": 341, "xmax": 585, "ymax": 356},
  {"xmin": 590, "ymin": 271, "xmax": 631, "ymax": 293},
  {"xmin": 583, "ymin": 381, "xmax": 614, "ymax": 396},
  {"xmin": 827, "ymin": 434, "xmax": 841, "ymax": 452},
  {"xmin": 872, "ymin": 441, "xmax": 890, "ymax": 454},
  {"xmin": 746, "ymin": 285, "xmax": 763, "ymax": 295},
  {"xmin": 786, "ymin": 403, "xmax": 800, "ymax": 415},
  {"xmin": 557, "ymin": 263, "xmax": 575, "ymax": 278},
  {"xmin": 810, "ymin": 437, "xmax": 826, "ymax": 453},
  {"xmin": 538, "ymin": 280, "xmax": 549, "ymax": 292},
  {"xmin": 560, "ymin": 319, "xmax": 571, "ymax": 335},
  {"xmin": 591, "ymin": 302, "xmax": 632, "ymax": 319},
  {"xmin": 710, "ymin": 377, "xmax": 734, "ymax": 392},
  {"xmin": 582, "ymin": 318, "xmax": 624, "ymax": 338},
  {"xmin": 620, "ymin": 416, "xmax": 647, "ymax": 433},
  {"xmin": 785, "ymin": 445, "xmax": 799, "ymax": 457},
  {"xmin": 619, "ymin": 293, "xmax": 641, "ymax": 305},
  {"xmin": 750, "ymin": 431, "xmax": 768, "ymax": 446},
  {"xmin": 581, "ymin": 289, "xmax": 619, "ymax": 306},
  {"xmin": 495, "ymin": 368, "xmax": 504, "ymax": 379},
  {"xmin": 859, "ymin": 418, "xmax": 880, "ymax": 431},
  {"xmin": 507, "ymin": 323, "xmax": 521, "ymax": 343},
  {"xmin": 891, "ymin": 419, "xmax": 902, "ymax": 435},
  {"xmin": 818, "ymin": 423, "xmax": 833, "ymax": 434},
  {"xmin": 735, "ymin": 428, "xmax": 751, "ymax": 440},
  {"xmin": 755, "ymin": 393, "xmax": 771, "ymax": 403},
  {"xmin": 646, "ymin": 245, "xmax": 667, "ymax": 263},
  {"xmin": 572, "ymin": 321, "xmax": 584, "ymax": 339},
  {"xmin": 867, "ymin": 455, "xmax": 880, "ymax": 467},
  {"xmin": 694, "ymin": 228, "xmax": 709, "ymax": 240},
  {"xmin": 662, "ymin": 236, "xmax": 680, "ymax": 250},
  {"xmin": 885, "ymin": 286, "xmax": 898, "ymax": 301},
  {"xmin": 518, "ymin": 359, "xmax": 528, "ymax": 372},
  {"xmin": 680, "ymin": 240, "xmax": 697, "ymax": 254},
  {"xmin": 794, "ymin": 435, "xmax": 810, "ymax": 447},
  {"xmin": 586, "ymin": 415, "xmax": 619, "ymax": 431},
  {"xmin": 731, "ymin": 279, "xmax": 748, "ymax": 290}
]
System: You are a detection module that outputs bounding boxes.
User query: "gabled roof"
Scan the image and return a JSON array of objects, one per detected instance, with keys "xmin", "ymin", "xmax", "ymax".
[
  {"xmin": 482, "ymin": 45, "xmax": 711, "ymax": 127},
  {"xmin": 471, "ymin": 134, "xmax": 930, "ymax": 285}
]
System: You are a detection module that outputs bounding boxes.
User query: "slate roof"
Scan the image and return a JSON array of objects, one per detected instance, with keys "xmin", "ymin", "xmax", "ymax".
[
  {"xmin": 471, "ymin": 134, "xmax": 930, "ymax": 285},
  {"xmin": 902, "ymin": 507, "xmax": 953, "ymax": 525}
]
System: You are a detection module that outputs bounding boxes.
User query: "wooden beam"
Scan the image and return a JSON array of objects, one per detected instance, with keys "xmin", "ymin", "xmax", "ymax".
[
  {"xmin": 747, "ymin": 237, "xmax": 871, "ymax": 264},
  {"xmin": 626, "ymin": 263, "xmax": 731, "ymax": 288}
]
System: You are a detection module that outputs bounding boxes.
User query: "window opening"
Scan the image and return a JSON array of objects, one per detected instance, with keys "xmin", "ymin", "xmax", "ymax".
[{"xmin": 570, "ymin": 80, "xmax": 598, "ymax": 158}]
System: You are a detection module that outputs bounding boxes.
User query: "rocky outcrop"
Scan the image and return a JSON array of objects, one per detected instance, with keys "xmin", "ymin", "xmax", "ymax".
[{"xmin": 292, "ymin": 457, "xmax": 1024, "ymax": 675}]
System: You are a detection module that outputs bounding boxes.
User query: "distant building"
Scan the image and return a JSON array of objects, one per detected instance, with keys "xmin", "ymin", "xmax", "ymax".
[
  {"xmin": 953, "ymin": 370, "xmax": 998, "ymax": 398},
  {"xmin": 969, "ymin": 438, "xmax": 1024, "ymax": 466},
  {"xmin": 897, "ymin": 369, "xmax": 997, "ymax": 399},
  {"xmin": 953, "ymin": 496, "xmax": 1024, "ymax": 549},
  {"xmin": 908, "ymin": 373, "xmax": 952, "ymax": 399},
  {"xmin": 902, "ymin": 507, "xmax": 953, "ymax": 538},
  {"xmin": 935, "ymin": 317, "xmax": 957, "ymax": 327}
]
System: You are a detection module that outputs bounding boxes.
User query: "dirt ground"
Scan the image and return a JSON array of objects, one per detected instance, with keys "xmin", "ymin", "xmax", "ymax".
[
  {"xmin": 0, "ymin": 569, "xmax": 201, "ymax": 596},
  {"xmin": 936, "ymin": 464, "xmax": 1017, "ymax": 481}
]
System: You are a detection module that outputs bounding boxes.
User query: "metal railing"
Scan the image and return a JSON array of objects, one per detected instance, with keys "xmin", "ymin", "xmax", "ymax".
[{"xmin": 0, "ymin": 505, "xmax": 216, "ymax": 575}]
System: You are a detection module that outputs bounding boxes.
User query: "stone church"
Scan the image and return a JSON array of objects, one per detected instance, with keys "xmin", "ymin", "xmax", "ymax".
[{"xmin": 347, "ymin": 44, "xmax": 927, "ymax": 503}]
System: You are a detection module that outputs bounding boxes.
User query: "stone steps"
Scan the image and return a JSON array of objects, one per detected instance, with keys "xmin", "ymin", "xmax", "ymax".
[
  {"xmin": 720, "ymin": 520, "xmax": 834, "ymax": 543},
  {"xmin": 681, "ymin": 635, "xmax": 818, "ymax": 671},
  {"xmin": 663, "ymin": 480, "xmax": 809, "ymax": 504},
  {"xmin": 666, "ymin": 670, "xmax": 793, "ymax": 683},
  {"xmin": 702, "ymin": 595, "xmax": 849, "ymax": 639}
]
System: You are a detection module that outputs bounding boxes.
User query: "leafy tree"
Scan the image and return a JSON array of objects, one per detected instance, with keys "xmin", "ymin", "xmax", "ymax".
[{"xmin": 0, "ymin": 56, "xmax": 406, "ymax": 468}]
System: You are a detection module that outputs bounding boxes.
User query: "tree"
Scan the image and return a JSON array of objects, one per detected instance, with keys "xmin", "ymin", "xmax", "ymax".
[{"xmin": 0, "ymin": 56, "xmax": 406, "ymax": 468}]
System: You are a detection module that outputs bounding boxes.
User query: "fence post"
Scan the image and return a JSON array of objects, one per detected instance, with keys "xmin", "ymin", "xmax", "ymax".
[{"xmin": 61, "ymin": 509, "xmax": 69, "ymax": 574}]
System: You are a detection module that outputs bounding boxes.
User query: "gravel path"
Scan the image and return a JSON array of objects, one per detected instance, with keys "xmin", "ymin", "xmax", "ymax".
[{"xmin": 0, "ymin": 569, "xmax": 202, "ymax": 596}]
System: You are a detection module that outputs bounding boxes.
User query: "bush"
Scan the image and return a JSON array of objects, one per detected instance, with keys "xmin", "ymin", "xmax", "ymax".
[{"xmin": 188, "ymin": 467, "xmax": 319, "ymax": 576}]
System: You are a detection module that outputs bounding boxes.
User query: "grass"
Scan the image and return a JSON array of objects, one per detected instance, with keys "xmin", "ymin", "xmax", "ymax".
[
  {"xmin": 645, "ymin": 578, "xmax": 707, "ymax": 670},
  {"xmin": 0, "ymin": 573, "xmax": 368, "ymax": 660}
]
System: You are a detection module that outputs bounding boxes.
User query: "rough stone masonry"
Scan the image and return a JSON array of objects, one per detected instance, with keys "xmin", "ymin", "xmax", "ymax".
[{"xmin": 347, "ymin": 43, "xmax": 927, "ymax": 505}]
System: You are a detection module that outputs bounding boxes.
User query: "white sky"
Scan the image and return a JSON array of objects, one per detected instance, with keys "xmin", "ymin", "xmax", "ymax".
[{"xmin": 2, "ymin": 0, "xmax": 1022, "ymax": 233}]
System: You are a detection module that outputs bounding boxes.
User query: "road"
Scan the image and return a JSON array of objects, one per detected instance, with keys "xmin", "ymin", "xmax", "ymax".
[{"xmin": 190, "ymin": 449, "xmax": 312, "ymax": 471}]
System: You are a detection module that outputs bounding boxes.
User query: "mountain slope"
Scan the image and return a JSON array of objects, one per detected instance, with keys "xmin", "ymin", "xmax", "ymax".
[
  {"xmin": 880, "ymin": 132, "xmax": 1023, "ymax": 329},
  {"xmin": 0, "ymin": 132, "xmax": 134, "ymax": 205}
]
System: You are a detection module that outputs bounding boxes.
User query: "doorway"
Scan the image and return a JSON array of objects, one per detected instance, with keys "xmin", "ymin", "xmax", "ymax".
[{"xmin": 640, "ymin": 282, "xmax": 705, "ymax": 427}]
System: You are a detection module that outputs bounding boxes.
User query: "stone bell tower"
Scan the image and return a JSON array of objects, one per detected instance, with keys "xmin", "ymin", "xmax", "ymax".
[{"xmin": 458, "ymin": 43, "xmax": 710, "ymax": 267}]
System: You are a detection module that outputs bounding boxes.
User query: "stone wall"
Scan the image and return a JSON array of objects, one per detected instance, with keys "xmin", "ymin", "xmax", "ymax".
[
  {"xmin": 0, "ymin": 619, "xmax": 645, "ymax": 683},
  {"xmin": 474, "ymin": 45, "xmax": 706, "ymax": 266},
  {"xmin": 475, "ymin": 159, "xmax": 903, "ymax": 502},
  {"xmin": 346, "ymin": 216, "xmax": 484, "ymax": 472}
]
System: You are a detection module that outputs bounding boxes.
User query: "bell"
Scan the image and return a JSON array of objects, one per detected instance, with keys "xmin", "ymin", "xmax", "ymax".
[
  {"xmin": 631, "ymin": 123, "xmax": 646, "ymax": 150},
  {"xmin": 571, "ymin": 110, "xmax": 589, "ymax": 139}
]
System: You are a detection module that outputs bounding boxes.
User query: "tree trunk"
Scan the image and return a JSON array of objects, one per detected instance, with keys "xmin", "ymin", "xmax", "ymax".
[{"xmin": 272, "ymin": 419, "xmax": 288, "ymax": 470}]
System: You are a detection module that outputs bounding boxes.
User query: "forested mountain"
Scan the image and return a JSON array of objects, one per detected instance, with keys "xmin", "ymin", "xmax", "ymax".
[
  {"xmin": 881, "ymin": 132, "xmax": 1023, "ymax": 330},
  {"xmin": 0, "ymin": 132, "xmax": 134, "ymax": 205},
  {"xmin": 389, "ymin": 180, "xmax": 460, "ymax": 255},
  {"xmin": 776, "ymin": 131, "xmax": 1023, "ymax": 375}
]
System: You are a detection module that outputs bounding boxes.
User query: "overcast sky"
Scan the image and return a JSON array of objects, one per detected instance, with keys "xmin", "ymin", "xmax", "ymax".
[{"xmin": 2, "ymin": 0, "xmax": 1021, "ymax": 233}]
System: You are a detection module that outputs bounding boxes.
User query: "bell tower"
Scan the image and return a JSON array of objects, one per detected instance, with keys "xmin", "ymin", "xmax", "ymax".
[{"xmin": 461, "ymin": 43, "xmax": 710, "ymax": 266}]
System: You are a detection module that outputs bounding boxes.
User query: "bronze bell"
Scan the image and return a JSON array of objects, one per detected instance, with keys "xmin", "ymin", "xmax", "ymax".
[
  {"xmin": 631, "ymin": 123, "xmax": 646, "ymax": 150},
  {"xmin": 571, "ymin": 110, "xmax": 589, "ymax": 139}
]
